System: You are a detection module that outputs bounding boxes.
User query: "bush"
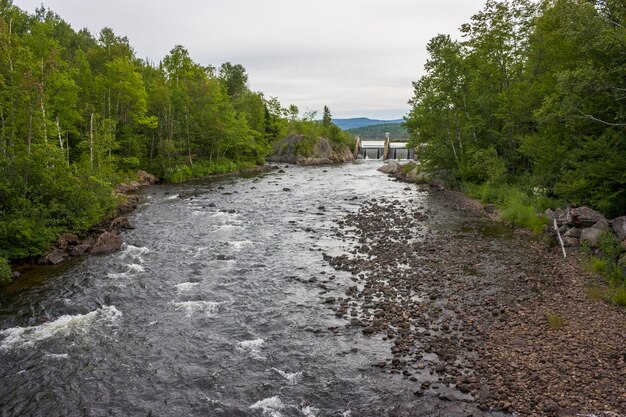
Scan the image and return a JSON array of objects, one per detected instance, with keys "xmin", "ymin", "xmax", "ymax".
[
  {"xmin": 546, "ymin": 312, "xmax": 564, "ymax": 329},
  {"xmin": 0, "ymin": 257, "xmax": 11, "ymax": 283}
]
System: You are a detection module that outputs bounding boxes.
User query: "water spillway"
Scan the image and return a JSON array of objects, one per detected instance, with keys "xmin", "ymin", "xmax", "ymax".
[{"xmin": 0, "ymin": 162, "xmax": 489, "ymax": 417}]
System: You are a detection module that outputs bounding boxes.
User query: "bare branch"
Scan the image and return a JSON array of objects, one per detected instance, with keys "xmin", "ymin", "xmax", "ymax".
[{"xmin": 576, "ymin": 108, "xmax": 626, "ymax": 127}]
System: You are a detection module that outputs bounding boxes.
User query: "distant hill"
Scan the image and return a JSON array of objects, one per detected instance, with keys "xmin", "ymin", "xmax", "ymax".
[
  {"xmin": 332, "ymin": 117, "xmax": 403, "ymax": 130},
  {"xmin": 347, "ymin": 122, "xmax": 409, "ymax": 140}
]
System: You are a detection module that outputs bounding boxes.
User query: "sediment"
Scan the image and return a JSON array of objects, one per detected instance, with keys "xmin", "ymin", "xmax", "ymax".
[{"xmin": 322, "ymin": 185, "xmax": 625, "ymax": 416}]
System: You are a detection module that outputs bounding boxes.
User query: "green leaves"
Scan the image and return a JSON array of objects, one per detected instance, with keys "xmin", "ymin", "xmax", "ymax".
[{"xmin": 406, "ymin": 0, "xmax": 626, "ymax": 217}]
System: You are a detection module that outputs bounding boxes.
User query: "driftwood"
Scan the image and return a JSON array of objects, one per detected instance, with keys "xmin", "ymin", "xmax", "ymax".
[{"xmin": 554, "ymin": 218, "xmax": 567, "ymax": 258}]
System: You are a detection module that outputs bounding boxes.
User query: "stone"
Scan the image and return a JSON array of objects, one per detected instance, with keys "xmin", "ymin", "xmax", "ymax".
[
  {"xmin": 554, "ymin": 207, "xmax": 573, "ymax": 226},
  {"xmin": 56, "ymin": 233, "xmax": 79, "ymax": 249},
  {"xmin": 69, "ymin": 238, "xmax": 94, "ymax": 256},
  {"xmin": 90, "ymin": 232, "xmax": 123, "ymax": 255},
  {"xmin": 580, "ymin": 228, "xmax": 603, "ymax": 247},
  {"xmin": 137, "ymin": 170, "xmax": 157, "ymax": 186},
  {"xmin": 563, "ymin": 228, "xmax": 581, "ymax": 238},
  {"xmin": 611, "ymin": 216, "xmax": 626, "ymax": 241},
  {"xmin": 544, "ymin": 208, "xmax": 555, "ymax": 222},
  {"xmin": 118, "ymin": 195, "xmax": 142, "ymax": 213},
  {"xmin": 591, "ymin": 218, "xmax": 609, "ymax": 230},
  {"xmin": 110, "ymin": 216, "xmax": 134, "ymax": 232},
  {"xmin": 563, "ymin": 237, "xmax": 579, "ymax": 247},
  {"xmin": 38, "ymin": 248, "xmax": 65, "ymax": 265},
  {"xmin": 570, "ymin": 206, "xmax": 606, "ymax": 227},
  {"xmin": 377, "ymin": 161, "xmax": 402, "ymax": 175},
  {"xmin": 12, "ymin": 271, "xmax": 21, "ymax": 279}
]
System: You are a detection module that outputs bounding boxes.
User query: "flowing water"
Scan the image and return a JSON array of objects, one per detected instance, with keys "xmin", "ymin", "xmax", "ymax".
[{"xmin": 0, "ymin": 162, "xmax": 489, "ymax": 417}]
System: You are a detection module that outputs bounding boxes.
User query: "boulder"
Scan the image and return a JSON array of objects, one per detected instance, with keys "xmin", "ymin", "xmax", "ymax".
[
  {"xmin": 580, "ymin": 228, "xmax": 603, "ymax": 247},
  {"xmin": 611, "ymin": 216, "xmax": 626, "ymax": 241},
  {"xmin": 109, "ymin": 216, "xmax": 134, "ymax": 232},
  {"xmin": 115, "ymin": 182, "xmax": 141, "ymax": 194},
  {"xmin": 118, "ymin": 195, "xmax": 142, "ymax": 213},
  {"xmin": 90, "ymin": 232, "xmax": 123, "ymax": 255},
  {"xmin": 544, "ymin": 208, "xmax": 555, "ymax": 222},
  {"xmin": 69, "ymin": 236, "xmax": 94, "ymax": 256},
  {"xmin": 563, "ymin": 228, "xmax": 581, "ymax": 238},
  {"xmin": 563, "ymin": 237, "xmax": 579, "ymax": 247},
  {"xmin": 570, "ymin": 206, "xmax": 606, "ymax": 228},
  {"xmin": 591, "ymin": 218, "xmax": 609, "ymax": 230},
  {"xmin": 377, "ymin": 161, "xmax": 402, "ymax": 175},
  {"xmin": 38, "ymin": 248, "xmax": 65, "ymax": 265},
  {"xmin": 554, "ymin": 207, "xmax": 573, "ymax": 226},
  {"xmin": 56, "ymin": 233, "xmax": 79, "ymax": 249},
  {"xmin": 137, "ymin": 170, "xmax": 157, "ymax": 186}
]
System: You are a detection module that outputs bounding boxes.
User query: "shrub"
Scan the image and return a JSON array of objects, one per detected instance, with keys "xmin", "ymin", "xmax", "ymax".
[
  {"xmin": 0, "ymin": 257, "xmax": 11, "ymax": 283},
  {"xmin": 591, "ymin": 257, "xmax": 607, "ymax": 274},
  {"xmin": 546, "ymin": 312, "xmax": 564, "ymax": 329}
]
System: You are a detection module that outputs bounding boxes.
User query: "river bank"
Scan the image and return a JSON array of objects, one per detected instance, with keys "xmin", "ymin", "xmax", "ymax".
[{"xmin": 322, "ymin": 177, "xmax": 625, "ymax": 416}]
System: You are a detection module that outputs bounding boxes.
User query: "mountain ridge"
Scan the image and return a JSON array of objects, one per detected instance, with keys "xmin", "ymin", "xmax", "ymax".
[{"xmin": 332, "ymin": 117, "xmax": 403, "ymax": 130}]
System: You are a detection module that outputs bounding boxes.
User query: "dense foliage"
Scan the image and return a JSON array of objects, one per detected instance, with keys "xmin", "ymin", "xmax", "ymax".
[
  {"xmin": 406, "ymin": 0, "xmax": 626, "ymax": 218},
  {"xmin": 0, "ymin": 1, "xmax": 301, "ymax": 264}
]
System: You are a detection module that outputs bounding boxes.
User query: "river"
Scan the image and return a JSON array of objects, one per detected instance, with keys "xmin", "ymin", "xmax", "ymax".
[{"xmin": 0, "ymin": 162, "xmax": 496, "ymax": 417}]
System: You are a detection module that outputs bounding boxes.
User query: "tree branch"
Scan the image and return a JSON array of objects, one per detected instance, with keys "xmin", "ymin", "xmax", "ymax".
[{"xmin": 576, "ymin": 108, "xmax": 626, "ymax": 127}]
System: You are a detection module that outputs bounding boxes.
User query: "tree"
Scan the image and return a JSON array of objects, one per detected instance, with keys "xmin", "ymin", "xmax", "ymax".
[{"xmin": 322, "ymin": 105, "xmax": 332, "ymax": 127}]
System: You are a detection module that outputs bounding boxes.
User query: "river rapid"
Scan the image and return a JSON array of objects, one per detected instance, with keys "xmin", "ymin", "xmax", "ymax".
[{"xmin": 0, "ymin": 162, "xmax": 493, "ymax": 417}]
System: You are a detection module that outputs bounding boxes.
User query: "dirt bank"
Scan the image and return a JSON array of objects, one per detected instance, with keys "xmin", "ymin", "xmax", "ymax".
[{"xmin": 323, "ymin": 184, "xmax": 625, "ymax": 416}]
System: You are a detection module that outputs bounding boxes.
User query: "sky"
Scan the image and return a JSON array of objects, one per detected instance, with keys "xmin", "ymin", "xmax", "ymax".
[{"xmin": 16, "ymin": 0, "xmax": 486, "ymax": 120}]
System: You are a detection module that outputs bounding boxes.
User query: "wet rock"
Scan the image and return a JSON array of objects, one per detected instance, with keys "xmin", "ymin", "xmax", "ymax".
[
  {"xmin": 377, "ymin": 161, "xmax": 402, "ymax": 175},
  {"xmin": 570, "ymin": 206, "xmax": 606, "ymax": 227},
  {"xmin": 118, "ymin": 195, "xmax": 142, "ymax": 213},
  {"xmin": 90, "ymin": 232, "xmax": 123, "ymax": 255},
  {"xmin": 38, "ymin": 248, "xmax": 66, "ymax": 265},
  {"xmin": 109, "ymin": 216, "xmax": 134, "ymax": 232},
  {"xmin": 612, "ymin": 216, "xmax": 626, "ymax": 241},
  {"xmin": 282, "ymin": 188, "xmax": 292, "ymax": 192},
  {"xmin": 216, "ymin": 254, "xmax": 234, "ymax": 261},
  {"xmin": 69, "ymin": 237, "xmax": 94, "ymax": 256},
  {"xmin": 580, "ymin": 228, "xmax": 603, "ymax": 247}
]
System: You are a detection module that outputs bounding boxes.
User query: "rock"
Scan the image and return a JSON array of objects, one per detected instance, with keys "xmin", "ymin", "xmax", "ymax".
[
  {"xmin": 12, "ymin": 271, "xmax": 21, "ymax": 279},
  {"xmin": 563, "ymin": 237, "xmax": 579, "ymax": 247},
  {"xmin": 570, "ymin": 206, "xmax": 606, "ymax": 227},
  {"xmin": 580, "ymin": 228, "xmax": 603, "ymax": 247},
  {"xmin": 115, "ymin": 182, "xmax": 141, "ymax": 194},
  {"xmin": 591, "ymin": 218, "xmax": 609, "ymax": 230},
  {"xmin": 611, "ymin": 216, "xmax": 626, "ymax": 240},
  {"xmin": 137, "ymin": 170, "xmax": 157, "ymax": 186},
  {"xmin": 69, "ymin": 237, "xmax": 94, "ymax": 256},
  {"xmin": 377, "ymin": 161, "xmax": 402, "ymax": 175},
  {"xmin": 38, "ymin": 248, "xmax": 66, "ymax": 265},
  {"xmin": 554, "ymin": 207, "xmax": 573, "ymax": 226},
  {"xmin": 56, "ymin": 233, "xmax": 79, "ymax": 249},
  {"xmin": 544, "ymin": 208, "xmax": 555, "ymax": 222},
  {"xmin": 268, "ymin": 135, "xmax": 355, "ymax": 165},
  {"xmin": 109, "ymin": 216, "xmax": 134, "ymax": 232},
  {"xmin": 563, "ymin": 227, "xmax": 581, "ymax": 238},
  {"xmin": 90, "ymin": 232, "xmax": 123, "ymax": 255},
  {"xmin": 118, "ymin": 195, "xmax": 142, "ymax": 213},
  {"xmin": 216, "ymin": 254, "xmax": 234, "ymax": 261}
]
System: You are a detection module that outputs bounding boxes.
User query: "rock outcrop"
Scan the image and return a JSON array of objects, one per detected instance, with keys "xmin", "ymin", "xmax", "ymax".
[
  {"xmin": 90, "ymin": 231, "xmax": 123, "ymax": 255},
  {"xmin": 268, "ymin": 135, "xmax": 354, "ymax": 165}
]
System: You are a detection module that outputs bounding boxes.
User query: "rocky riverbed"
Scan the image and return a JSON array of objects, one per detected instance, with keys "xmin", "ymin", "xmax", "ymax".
[{"xmin": 321, "ymin": 184, "xmax": 625, "ymax": 416}]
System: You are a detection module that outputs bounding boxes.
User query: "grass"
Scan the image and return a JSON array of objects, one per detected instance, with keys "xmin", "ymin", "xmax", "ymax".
[
  {"xmin": 164, "ymin": 159, "xmax": 258, "ymax": 183},
  {"xmin": 546, "ymin": 312, "xmax": 565, "ymax": 329},
  {"xmin": 464, "ymin": 183, "xmax": 550, "ymax": 233}
]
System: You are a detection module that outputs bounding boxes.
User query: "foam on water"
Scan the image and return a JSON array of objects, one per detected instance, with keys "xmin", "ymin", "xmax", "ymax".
[
  {"xmin": 272, "ymin": 368, "xmax": 303, "ymax": 385},
  {"xmin": 228, "ymin": 240, "xmax": 253, "ymax": 250},
  {"xmin": 249, "ymin": 396, "xmax": 284, "ymax": 417},
  {"xmin": 172, "ymin": 301, "xmax": 220, "ymax": 317},
  {"xmin": 0, "ymin": 306, "xmax": 122, "ymax": 351},
  {"xmin": 237, "ymin": 338, "xmax": 265, "ymax": 359},
  {"xmin": 215, "ymin": 224, "xmax": 243, "ymax": 230},
  {"xmin": 120, "ymin": 245, "xmax": 150, "ymax": 263},
  {"xmin": 302, "ymin": 405, "xmax": 320, "ymax": 417},
  {"xmin": 44, "ymin": 353, "xmax": 69, "ymax": 360},
  {"xmin": 175, "ymin": 282, "xmax": 200, "ymax": 292},
  {"xmin": 127, "ymin": 263, "xmax": 145, "ymax": 273},
  {"xmin": 165, "ymin": 194, "xmax": 179, "ymax": 200}
]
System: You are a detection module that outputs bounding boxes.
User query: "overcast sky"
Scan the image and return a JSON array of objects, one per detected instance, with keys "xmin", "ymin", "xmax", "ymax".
[{"xmin": 16, "ymin": 0, "xmax": 486, "ymax": 120}]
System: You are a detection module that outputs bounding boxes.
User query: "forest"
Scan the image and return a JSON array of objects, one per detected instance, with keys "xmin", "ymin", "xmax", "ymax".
[
  {"xmin": 0, "ymin": 1, "xmax": 352, "ymax": 277},
  {"xmin": 406, "ymin": 0, "xmax": 625, "ymax": 222}
]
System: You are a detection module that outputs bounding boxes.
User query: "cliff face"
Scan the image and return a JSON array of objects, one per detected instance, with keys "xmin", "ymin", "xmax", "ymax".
[{"xmin": 268, "ymin": 135, "xmax": 355, "ymax": 165}]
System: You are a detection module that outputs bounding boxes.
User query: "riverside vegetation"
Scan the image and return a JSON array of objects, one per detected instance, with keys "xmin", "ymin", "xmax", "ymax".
[
  {"xmin": 405, "ymin": 0, "xmax": 626, "ymax": 300},
  {"xmin": 0, "ymin": 2, "xmax": 350, "ymax": 280}
]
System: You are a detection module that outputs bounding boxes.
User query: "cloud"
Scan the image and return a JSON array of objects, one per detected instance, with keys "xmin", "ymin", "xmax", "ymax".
[{"xmin": 16, "ymin": 0, "xmax": 486, "ymax": 118}]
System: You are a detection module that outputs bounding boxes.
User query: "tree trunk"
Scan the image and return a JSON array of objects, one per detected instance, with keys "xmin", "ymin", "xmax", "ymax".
[{"xmin": 90, "ymin": 112, "xmax": 94, "ymax": 171}]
